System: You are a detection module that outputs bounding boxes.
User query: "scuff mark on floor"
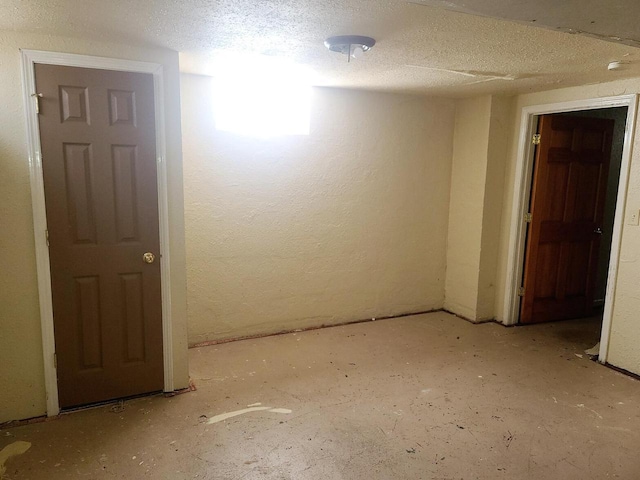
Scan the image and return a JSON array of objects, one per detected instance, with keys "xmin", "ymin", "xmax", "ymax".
[
  {"xmin": 574, "ymin": 404, "xmax": 603, "ymax": 420},
  {"xmin": 596, "ymin": 425, "xmax": 631, "ymax": 432},
  {"xmin": 0, "ymin": 441, "xmax": 31, "ymax": 479},
  {"xmin": 268, "ymin": 408, "xmax": 292, "ymax": 414},
  {"xmin": 206, "ymin": 405, "xmax": 292, "ymax": 425}
]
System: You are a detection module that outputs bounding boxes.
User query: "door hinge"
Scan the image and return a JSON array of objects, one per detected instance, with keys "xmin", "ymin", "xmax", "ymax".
[
  {"xmin": 532, "ymin": 133, "xmax": 541, "ymax": 145},
  {"xmin": 524, "ymin": 212, "xmax": 532, "ymax": 223},
  {"xmin": 517, "ymin": 286, "xmax": 525, "ymax": 297},
  {"xmin": 53, "ymin": 353, "xmax": 57, "ymax": 369},
  {"xmin": 45, "ymin": 229, "xmax": 50, "ymax": 247},
  {"xmin": 31, "ymin": 92, "xmax": 43, "ymax": 114}
]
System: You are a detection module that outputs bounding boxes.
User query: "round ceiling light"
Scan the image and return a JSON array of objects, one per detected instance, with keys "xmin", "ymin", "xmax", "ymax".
[{"xmin": 324, "ymin": 35, "xmax": 376, "ymax": 62}]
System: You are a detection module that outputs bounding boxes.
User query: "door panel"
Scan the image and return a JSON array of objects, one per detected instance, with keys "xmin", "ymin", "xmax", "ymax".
[
  {"xmin": 75, "ymin": 275, "xmax": 102, "ymax": 370},
  {"xmin": 112, "ymin": 145, "xmax": 140, "ymax": 242},
  {"xmin": 520, "ymin": 114, "xmax": 614, "ymax": 324},
  {"xmin": 35, "ymin": 64, "xmax": 163, "ymax": 408}
]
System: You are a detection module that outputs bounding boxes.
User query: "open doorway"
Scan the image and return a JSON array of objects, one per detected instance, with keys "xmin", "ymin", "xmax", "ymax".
[
  {"xmin": 518, "ymin": 106, "xmax": 628, "ymax": 352},
  {"xmin": 502, "ymin": 94, "xmax": 638, "ymax": 365}
]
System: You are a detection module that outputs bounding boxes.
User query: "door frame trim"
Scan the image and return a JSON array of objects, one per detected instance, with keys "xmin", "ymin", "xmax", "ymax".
[
  {"xmin": 20, "ymin": 49, "xmax": 174, "ymax": 416},
  {"xmin": 502, "ymin": 94, "xmax": 638, "ymax": 364}
]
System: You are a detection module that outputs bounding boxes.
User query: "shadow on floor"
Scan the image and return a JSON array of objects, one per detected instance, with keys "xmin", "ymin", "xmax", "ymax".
[{"xmin": 521, "ymin": 315, "xmax": 603, "ymax": 350}]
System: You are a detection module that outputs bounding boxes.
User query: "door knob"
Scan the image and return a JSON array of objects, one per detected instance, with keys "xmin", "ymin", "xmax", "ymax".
[
  {"xmin": 593, "ymin": 227, "xmax": 603, "ymax": 235},
  {"xmin": 143, "ymin": 252, "xmax": 155, "ymax": 264}
]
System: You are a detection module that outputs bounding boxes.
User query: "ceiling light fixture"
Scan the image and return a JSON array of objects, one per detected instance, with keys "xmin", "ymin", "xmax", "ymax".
[{"xmin": 324, "ymin": 35, "xmax": 376, "ymax": 62}]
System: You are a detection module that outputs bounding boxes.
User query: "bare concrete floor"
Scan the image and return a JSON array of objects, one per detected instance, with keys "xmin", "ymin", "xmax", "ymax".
[{"xmin": 2, "ymin": 312, "xmax": 640, "ymax": 479}]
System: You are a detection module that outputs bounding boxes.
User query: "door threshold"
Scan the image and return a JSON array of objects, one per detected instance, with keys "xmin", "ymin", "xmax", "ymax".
[{"xmin": 60, "ymin": 391, "xmax": 164, "ymax": 415}]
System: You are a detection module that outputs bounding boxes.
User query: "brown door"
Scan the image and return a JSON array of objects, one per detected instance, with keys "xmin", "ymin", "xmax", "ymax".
[
  {"xmin": 520, "ymin": 114, "xmax": 614, "ymax": 324},
  {"xmin": 35, "ymin": 64, "xmax": 164, "ymax": 408}
]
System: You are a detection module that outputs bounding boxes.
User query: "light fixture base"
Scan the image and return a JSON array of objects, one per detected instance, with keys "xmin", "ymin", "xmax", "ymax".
[{"xmin": 324, "ymin": 35, "xmax": 376, "ymax": 58}]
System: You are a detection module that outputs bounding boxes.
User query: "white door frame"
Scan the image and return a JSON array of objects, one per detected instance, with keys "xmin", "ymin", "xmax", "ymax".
[
  {"xmin": 20, "ymin": 49, "xmax": 175, "ymax": 417},
  {"xmin": 502, "ymin": 94, "xmax": 638, "ymax": 364}
]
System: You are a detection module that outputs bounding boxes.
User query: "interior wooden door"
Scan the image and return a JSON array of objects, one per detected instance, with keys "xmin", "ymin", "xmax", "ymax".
[
  {"xmin": 520, "ymin": 114, "xmax": 614, "ymax": 324},
  {"xmin": 35, "ymin": 64, "xmax": 164, "ymax": 408}
]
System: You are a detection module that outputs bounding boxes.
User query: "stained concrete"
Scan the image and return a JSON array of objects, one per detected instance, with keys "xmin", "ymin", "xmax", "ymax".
[{"xmin": 1, "ymin": 311, "xmax": 639, "ymax": 479}]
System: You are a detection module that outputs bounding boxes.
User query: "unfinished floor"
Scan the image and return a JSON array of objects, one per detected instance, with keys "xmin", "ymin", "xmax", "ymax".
[{"xmin": 2, "ymin": 311, "xmax": 639, "ymax": 479}]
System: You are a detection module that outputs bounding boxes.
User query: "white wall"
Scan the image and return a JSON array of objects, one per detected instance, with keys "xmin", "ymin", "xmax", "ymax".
[
  {"xmin": 444, "ymin": 96, "xmax": 491, "ymax": 319},
  {"xmin": 181, "ymin": 73, "xmax": 455, "ymax": 343},
  {"xmin": 494, "ymin": 78, "xmax": 640, "ymax": 375},
  {"xmin": 0, "ymin": 31, "xmax": 189, "ymax": 423},
  {"xmin": 444, "ymin": 95, "xmax": 512, "ymax": 321}
]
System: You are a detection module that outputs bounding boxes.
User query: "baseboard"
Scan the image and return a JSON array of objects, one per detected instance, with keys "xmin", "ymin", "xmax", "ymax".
[
  {"xmin": 0, "ymin": 414, "xmax": 50, "ymax": 430},
  {"xmin": 189, "ymin": 308, "xmax": 443, "ymax": 348},
  {"xmin": 442, "ymin": 309, "xmax": 498, "ymax": 325},
  {"xmin": 603, "ymin": 362, "xmax": 640, "ymax": 382}
]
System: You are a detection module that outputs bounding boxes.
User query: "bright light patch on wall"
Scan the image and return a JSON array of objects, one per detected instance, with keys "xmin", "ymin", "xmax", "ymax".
[{"xmin": 211, "ymin": 53, "xmax": 313, "ymax": 137}]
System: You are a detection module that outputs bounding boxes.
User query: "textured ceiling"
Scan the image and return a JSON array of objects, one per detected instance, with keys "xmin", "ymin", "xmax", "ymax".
[
  {"xmin": 412, "ymin": 0, "xmax": 640, "ymax": 48},
  {"xmin": 1, "ymin": 0, "xmax": 639, "ymax": 95}
]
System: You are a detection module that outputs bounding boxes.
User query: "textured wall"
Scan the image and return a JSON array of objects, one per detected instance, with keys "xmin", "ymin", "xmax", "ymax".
[
  {"xmin": 476, "ymin": 96, "xmax": 513, "ymax": 320},
  {"xmin": 444, "ymin": 96, "xmax": 491, "ymax": 319},
  {"xmin": 444, "ymin": 95, "xmax": 512, "ymax": 321},
  {"xmin": 181, "ymin": 74, "xmax": 455, "ymax": 343},
  {"xmin": 0, "ymin": 31, "xmax": 189, "ymax": 423},
  {"xmin": 494, "ymin": 78, "xmax": 640, "ymax": 375}
]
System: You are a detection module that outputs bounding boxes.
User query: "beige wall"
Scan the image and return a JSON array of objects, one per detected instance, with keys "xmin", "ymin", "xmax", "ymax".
[
  {"xmin": 0, "ymin": 31, "xmax": 189, "ymax": 423},
  {"xmin": 445, "ymin": 95, "xmax": 512, "ymax": 321},
  {"xmin": 478, "ymin": 96, "xmax": 513, "ymax": 319},
  {"xmin": 6, "ymin": 30, "xmax": 639, "ymax": 422},
  {"xmin": 444, "ymin": 96, "xmax": 491, "ymax": 319},
  {"xmin": 494, "ymin": 78, "xmax": 640, "ymax": 375},
  {"xmin": 181, "ymin": 73, "xmax": 455, "ymax": 344}
]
